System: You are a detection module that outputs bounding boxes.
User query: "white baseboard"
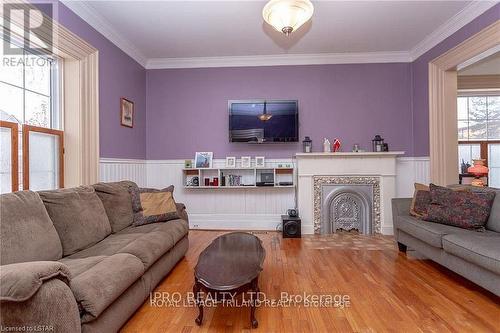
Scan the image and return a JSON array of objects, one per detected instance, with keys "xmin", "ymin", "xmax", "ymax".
[
  {"xmin": 189, "ymin": 214, "xmax": 282, "ymax": 231},
  {"xmin": 381, "ymin": 226, "xmax": 394, "ymax": 235}
]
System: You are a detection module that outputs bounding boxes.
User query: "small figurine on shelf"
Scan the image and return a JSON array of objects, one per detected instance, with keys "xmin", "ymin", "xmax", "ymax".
[
  {"xmin": 323, "ymin": 138, "xmax": 331, "ymax": 152},
  {"xmin": 332, "ymin": 138, "xmax": 341, "ymax": 152}
]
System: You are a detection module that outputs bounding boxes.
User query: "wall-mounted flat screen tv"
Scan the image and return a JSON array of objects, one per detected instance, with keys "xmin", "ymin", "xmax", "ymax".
[{"xmin": 228, "ymin": 100, "xmax": 298, "ymax": 143}]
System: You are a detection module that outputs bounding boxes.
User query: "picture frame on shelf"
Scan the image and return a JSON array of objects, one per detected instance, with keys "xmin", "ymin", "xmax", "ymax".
[
  {"xmin": 241, "ymin": 156, "xmax": 251, "ymax": 168},
  {"xmin": 255, "ymin": 156, "xmax": 265, "ymax": 168},
  {"xmin": 226, "ymin": 156, "xmax": 236, "ymax": 168},
  {"xmin": 120, "ymin": 97, "xmax": 134, "ymax": 128},
  {"xmin": 194, "ymin": 152, "xmax": 213, "ymax": 169},
  {"xmin": 184, "ymin": 160, "xmax": 192, "ymax": 168}
]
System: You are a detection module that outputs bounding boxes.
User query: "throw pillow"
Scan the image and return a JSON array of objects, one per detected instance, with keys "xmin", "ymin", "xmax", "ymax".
[
  {"xmin": 39, "ymin": 186, "xmax": 112, "ymax": 256},
  {"xmin": 93, "ymin": 181, "xmax": 136, "ymax": 233},
  {"xmin": 426, "ymin": 184, "xmax": 496, "ymax": 230},
  {"xmin": 410, "ymin": 183, "xmax": 431, "ymax": 218},
  {"xmin": 129, "ymin": 184, "xmax": 180, "ymax": 226}
]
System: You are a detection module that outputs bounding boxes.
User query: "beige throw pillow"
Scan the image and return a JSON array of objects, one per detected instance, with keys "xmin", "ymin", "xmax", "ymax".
[
  {"xmin": 129, "ymin": 184, "xmax": 180, "ymax": 226},
  {"xmin": 140, "ymin": 191, "xmax": 177, "ymax": 217}
]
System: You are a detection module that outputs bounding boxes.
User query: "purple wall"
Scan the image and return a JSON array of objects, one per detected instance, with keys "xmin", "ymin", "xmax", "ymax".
[
  {"xmin": 146, "ymin": 64, "xmax": 413, "ymax": 159},
  {"xmin": 411, "ymin": 4, "xmax": 500, "ymax": 156},
  {"xmin": 45, "ymin": 2, "xmax": 147, "ymax": 159},
  {"xmin": 44, "ymin": 1, "xmax": 499, "ymax": 160}
]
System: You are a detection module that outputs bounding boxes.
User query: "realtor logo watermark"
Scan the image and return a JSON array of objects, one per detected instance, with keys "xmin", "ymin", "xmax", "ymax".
[{"xmin": 3, "ymin": 2, "xmax": 53, "ymax": 56}]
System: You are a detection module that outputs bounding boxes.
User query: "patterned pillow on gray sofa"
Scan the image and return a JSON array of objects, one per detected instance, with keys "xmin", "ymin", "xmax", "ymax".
[{"xmin": 426, "ymin": 184, "xmax": 496, "ymax": 230}]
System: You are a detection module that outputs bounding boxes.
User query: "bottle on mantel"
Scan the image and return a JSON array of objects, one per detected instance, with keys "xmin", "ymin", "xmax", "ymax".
[{"xmin": 323, "ymin": 138, "xmax": 331, "ymax": 153}]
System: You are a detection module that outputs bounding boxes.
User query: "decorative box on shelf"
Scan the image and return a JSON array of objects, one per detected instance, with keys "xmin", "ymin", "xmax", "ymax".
[{"xmin": 182, "ymin": 167, "xmax": 295, "ymax": 189}]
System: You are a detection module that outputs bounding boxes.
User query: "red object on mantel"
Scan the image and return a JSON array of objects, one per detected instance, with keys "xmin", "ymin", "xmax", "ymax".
[
  {"xmin": 468, "ymin": 159, "xmax": 489, "ymax": 187},
  {"xmin": 332, "ymin": 138, "xmax": 341, "ymax": 152}
]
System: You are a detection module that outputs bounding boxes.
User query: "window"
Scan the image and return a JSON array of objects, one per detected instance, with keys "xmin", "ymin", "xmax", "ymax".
[
  {"xmin": 0, "ymin": 45, "xmax": 63, "ymax": 193},
  {"xmin": 458, "ymin": 95, "xmax": 500, "ymax": 187}
]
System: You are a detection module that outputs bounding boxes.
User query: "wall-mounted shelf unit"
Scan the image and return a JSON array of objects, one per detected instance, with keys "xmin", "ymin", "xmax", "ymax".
[{"xmin": 182, "ymin": 167, "xmax": 294, "ymax": 189}]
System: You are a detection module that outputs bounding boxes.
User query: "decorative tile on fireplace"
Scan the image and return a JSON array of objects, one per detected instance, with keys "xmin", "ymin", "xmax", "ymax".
[{"xmin": 313, "ymin": 176, "xmax": 380, "ymax": 234}]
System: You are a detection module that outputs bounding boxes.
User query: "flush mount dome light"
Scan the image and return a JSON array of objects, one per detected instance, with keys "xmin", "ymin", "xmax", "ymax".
[
  {"xmin": 258, "ymin": 101, "xmax": 273, "ymax": 121},
  {"xmin": 262, "ymin": 0, "xmax": 314, "ymax": 36}
]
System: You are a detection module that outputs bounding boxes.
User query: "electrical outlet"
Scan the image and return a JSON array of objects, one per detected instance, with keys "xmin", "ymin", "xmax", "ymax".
[{"xmin": 192, "ymin": 224, "xmax": 199, "ymax": 228}]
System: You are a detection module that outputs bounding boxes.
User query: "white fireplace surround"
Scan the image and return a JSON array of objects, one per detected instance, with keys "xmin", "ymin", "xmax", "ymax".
[{"xmin": 297, "ymin": 152, "xmax": 404, "ymax": 235}]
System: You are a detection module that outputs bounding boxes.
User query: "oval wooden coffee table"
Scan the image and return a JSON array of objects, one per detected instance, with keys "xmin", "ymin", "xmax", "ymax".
[{"xmin": 193, "ymin": 232, "xmax": 266, "ymax": 328}]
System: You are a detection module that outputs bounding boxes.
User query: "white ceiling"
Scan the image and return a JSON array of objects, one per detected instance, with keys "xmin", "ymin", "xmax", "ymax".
[{"xmin": 62, "ymin": 1, "xmax": 498, "ymax": 68}]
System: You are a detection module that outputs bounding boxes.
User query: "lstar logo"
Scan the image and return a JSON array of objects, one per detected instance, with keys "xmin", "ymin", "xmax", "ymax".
[{"xmin": 3, "ymin": 3, "xmax": 53, "ymax": 55}]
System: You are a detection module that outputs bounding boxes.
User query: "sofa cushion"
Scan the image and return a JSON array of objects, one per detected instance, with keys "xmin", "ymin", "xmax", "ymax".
[
  {"xmin": 442, "ymin": 233, "xmax": 500, "ymax": 275},
  {"xmin": 65, "ymin": 219, "xmax": 188, "ymax": 269},
  {"xmin": 0, "ymin": 191, "xmax": 63, "ymax": 264},
  {"xmin": 116, "ymin": 219, "xmax": 189, "ymax": 268},
  {"xmin": 426, "ymin": 184, "xmax": 496, "ymax": 230},
  {"xmin": 67, "ymin": 253, "xmax": 144, "ymax": 323},
  {"xmin": 93, "ymin": 181, "xmax": 136, "ymax": 233},
  {"xmin": 410, "ymin": 183, "xmax": 431, "ymax": 218},
  {"xmin": 59, "ymin": 256, "xmax": 108, "ymax": 277},
  {"xmin": 64, "ymin": 233, "xmax": 141, "ymax": 259},
  {"xmin": 396, "ymin": 216, "xmax": 471, "ymax": 248},
  {"xmin": 39, "ymin": 187, "xmax": 112, "ymax": 256}
]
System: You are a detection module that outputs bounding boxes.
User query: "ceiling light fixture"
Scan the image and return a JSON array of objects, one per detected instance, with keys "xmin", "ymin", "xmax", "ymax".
[
  {"xmin": 258, "ymin": 101, "xmax": 273, "ymax": 121},
  {"xmin": 262, "ymin": 0, "xmax": 314, "ymax": 36}
]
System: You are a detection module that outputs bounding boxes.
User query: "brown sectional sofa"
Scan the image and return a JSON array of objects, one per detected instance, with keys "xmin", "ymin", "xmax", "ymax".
[{"xmin": 0, "ymin": 182, "xmax": 189, "ymax": 333}]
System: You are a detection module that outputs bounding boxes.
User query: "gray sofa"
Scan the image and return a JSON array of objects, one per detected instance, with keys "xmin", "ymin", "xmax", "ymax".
[
  {"xmin": 0, "ymin": 181, "xmax": 189, "ymax": 333},
  {"xmin": 392, "ymin": 188, "xmax": 500, "ymax": 296}
]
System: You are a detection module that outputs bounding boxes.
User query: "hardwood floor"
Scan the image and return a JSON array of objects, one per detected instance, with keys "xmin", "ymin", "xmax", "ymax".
[{"xmin": 121, "ymin": 231, "xmax": 499, "ymax": 333}]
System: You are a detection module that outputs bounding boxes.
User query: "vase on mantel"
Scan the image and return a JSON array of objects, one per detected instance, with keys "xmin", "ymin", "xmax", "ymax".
[{"xmin": 323, "ymin": 138, "xmax": 331, "ymax": 153}]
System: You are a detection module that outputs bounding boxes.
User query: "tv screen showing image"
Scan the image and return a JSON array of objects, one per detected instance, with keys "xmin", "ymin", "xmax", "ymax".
[{"xmin": 228, "ymin": 100, "xmax": 298, "ymax": 143}]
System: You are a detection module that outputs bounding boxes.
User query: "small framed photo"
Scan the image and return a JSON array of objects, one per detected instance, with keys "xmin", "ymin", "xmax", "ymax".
[
  {"xmin": 255, "ymin": 156, "xmax": 265, "ymax": 168},
  {"xmin": 241, "ymin": 156, "xmax": 251, "ymax": 168},
  {"xmin": 194, "ymin": 152, "xmax": 213, "ymax": 169},
  {"xmin": 184, "ymin": 160, "xmax": 192, "ymax": 168},
  {"xmin": 226, "ymin": 156, "xmax": 236, "ymax": 168},
  {"xmin": 120, "ymin": 97, "xmax": 134, "ymax": 128}
]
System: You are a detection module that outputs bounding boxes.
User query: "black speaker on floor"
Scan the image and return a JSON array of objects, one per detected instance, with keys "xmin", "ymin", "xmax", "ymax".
[{"xmin": 282, "ymin": 215, "xmax": 301, "ymax": 238}]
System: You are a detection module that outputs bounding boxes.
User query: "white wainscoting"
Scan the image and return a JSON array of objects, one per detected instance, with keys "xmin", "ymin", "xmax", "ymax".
[
  {"xmin": 396, "ymin": 157, "xmax": 431, "ymax": 197},
  {"xmin": 99, "ymin": 157, "xmax": 430, "ymax": 231},
  {"xmin": 146, "ymin": 159, "xmax": 295, "ymax": 231},
  {"xmin": 99, "ymin": 158, "xmax": 148, "ymax": 187}
]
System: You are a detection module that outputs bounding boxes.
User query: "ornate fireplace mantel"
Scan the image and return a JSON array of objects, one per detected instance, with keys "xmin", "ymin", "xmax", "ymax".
[{"xmin": 296, "ymin": 152, "xmax": 404, "ymax": 235}]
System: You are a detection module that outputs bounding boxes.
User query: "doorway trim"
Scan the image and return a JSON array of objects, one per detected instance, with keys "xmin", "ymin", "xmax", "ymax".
[{"xmin": 428, "ymin": 20, "xmax": 499, "ymax": 185}]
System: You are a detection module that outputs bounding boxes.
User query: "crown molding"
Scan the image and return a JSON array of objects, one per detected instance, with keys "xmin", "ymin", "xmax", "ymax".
[
  {"xmin": 62, "ymin": 0, "xmax": 497, "ymax": 69},
  {"xmin": 145, "ymin": 52, "xmax": 412, "ymax": 69},
  {"xmin": 61, "ymin": 0, "xmax": 147, "ymax": 67},
  {"xmin": 410, "ymin": 1, "xmax": 498, "ymax": 61}
]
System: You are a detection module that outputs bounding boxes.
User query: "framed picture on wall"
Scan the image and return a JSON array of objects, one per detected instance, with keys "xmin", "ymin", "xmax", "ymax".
[
  {"xmin": 255, "ymin": 156, "xmax": 265, "ymax": 168},
  {"xmin": 195, "ymin": 152, "xmax": 213, "ymax": 169},
  {"xmin": 241, "ymin": 156, "xmax": 251, "ymax": 168},
  {"xmin": 120, "ymin": 98, "xmax": 134, "ymax": 128},
  {"xmin": 226, "ymin": 156, "xmax": 236, "ymax": 168}
]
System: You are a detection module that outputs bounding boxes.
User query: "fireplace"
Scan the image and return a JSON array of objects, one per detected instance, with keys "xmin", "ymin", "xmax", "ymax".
[
  {"xmin": 314, "ymin": 176, "xmax": 381, "ymax": 234},
  {"xmin": 296, "ymin": 151, "xmax": 403, "ymax": 235}
]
